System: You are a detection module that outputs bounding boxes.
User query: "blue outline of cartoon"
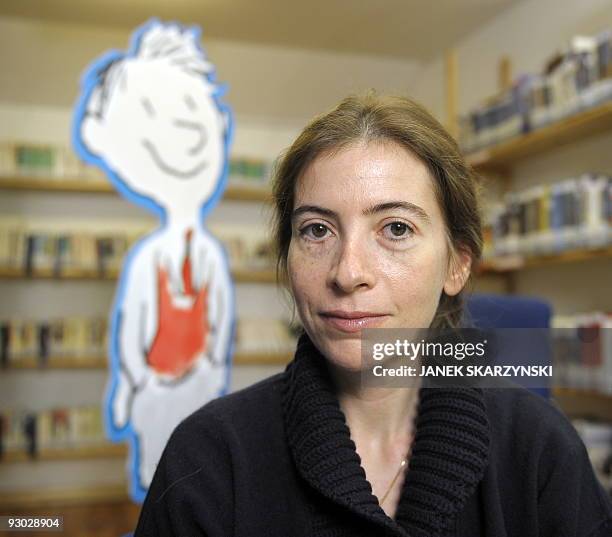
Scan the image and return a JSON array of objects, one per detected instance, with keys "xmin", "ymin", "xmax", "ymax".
[{"xmin": 72, "ymin": 19, "xmax": 235, "ymax": 502}]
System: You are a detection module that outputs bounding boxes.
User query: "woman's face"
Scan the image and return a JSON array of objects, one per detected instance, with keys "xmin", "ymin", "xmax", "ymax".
[{"xmin": 287, "ymin": 141, "xmax": 470, "ymax": 370}]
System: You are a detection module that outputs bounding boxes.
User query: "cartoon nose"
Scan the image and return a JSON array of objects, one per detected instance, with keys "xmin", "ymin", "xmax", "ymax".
[{"xmin": 173, "ymin": 119, "xmax": 207, "ymax": 155}]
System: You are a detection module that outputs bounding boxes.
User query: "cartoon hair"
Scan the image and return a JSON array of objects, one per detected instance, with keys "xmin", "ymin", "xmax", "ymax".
[{"xmin": 84, "ymin": 20, "xmax": 216, "ymax": 119}]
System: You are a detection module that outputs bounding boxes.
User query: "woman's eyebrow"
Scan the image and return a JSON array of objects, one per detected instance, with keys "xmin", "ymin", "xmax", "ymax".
[
  {"xmin": 291, "ymin": 205, "xmax": 335, "ymax": 222},
  {"xmin": 292, "ymin": 201, "xmax": 430, "ymax": 223},
  {"xmin": 364, "ymin": 201, "xmax": 430, "ymax": 223}
]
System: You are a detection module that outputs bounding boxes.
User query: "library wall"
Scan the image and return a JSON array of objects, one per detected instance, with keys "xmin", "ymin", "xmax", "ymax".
[
  {"xmin": 1, "ymin": 4, "xmax": 611, "ymax": 530},
  {"xmin": 0, "ymin": 14, "xmax": 421, "ymax": 499},
  {"xmin": 411, "ymin": 0, "xmax": 612, "ymax": 118},
  {"xmin": 0, "ymin": 16, "xmax": 420, "ymax": 122}
]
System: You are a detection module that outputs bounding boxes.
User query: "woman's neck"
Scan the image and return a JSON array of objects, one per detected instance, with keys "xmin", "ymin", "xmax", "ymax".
[
  {"xmin": 326, "ymin": 361, "xmax": 421, "ymax": 448},
  {"xmin": 326, "ymin": 361, "xmax": 420, "ymax": 518}
]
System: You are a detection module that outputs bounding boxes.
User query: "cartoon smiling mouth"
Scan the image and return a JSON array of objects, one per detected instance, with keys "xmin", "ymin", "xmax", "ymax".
[
  {"xmin": 142, "ymin": 139, "xmax": 208, "ymax": 179},
  {"xmin": 142, "ymin": 118, "xmax": 211, "ymax": 180}
]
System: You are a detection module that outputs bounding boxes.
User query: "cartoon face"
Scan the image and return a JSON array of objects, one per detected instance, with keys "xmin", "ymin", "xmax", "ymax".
[{"xmin": 81, "ymin": 58, "xmax": 226, "ymax": 212}]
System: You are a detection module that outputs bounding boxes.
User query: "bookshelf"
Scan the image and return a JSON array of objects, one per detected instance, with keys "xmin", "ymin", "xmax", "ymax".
[
  {"xmin": 1, "ymin": 443, "xmax": 127, "ymax": 464},
  {"xmin": 2, "ymin": 351, "xmax": 293, "ymax": 370},
  {"xmin": 0, "ymin": 483, "xmax": 130, "ymax": 509},
  {"xmin": 455, "ymin": 52, "xmax": 612, "ymax": 430},
  {"xmin": 5, "ymin": 356, "xmax": 108, "ymax": 369},
  {"xmin": 0, "ymin": 487, "xmax": 140, "ymax": 537},
  {"xmin": 552, "ymin": 387, "xmax": 612, "ymax": 423},
  {"xmin": 0, "ymin": 176, "xmax": 272, "ymax": 202},
  {"xmin": 465, "ymin": 101, "xmax": 612, "ymax": 173},
  {"xmin": 4, "ymin": 248, "xmax": 610, "ymax": 282},
  {"xmin": 477, "ymin": 246, "xmax": 612, "ymax": 274},
  {"xmin": 463, "ymin": 98, "xmax": 612, "ymax": 289},
  {"xmin": 0, "ymin": 266, "xmax": 277, "ymax": 284},
  {"xmin": 0, "ymin": 150, "xmax": 294, "ymax": 507}
]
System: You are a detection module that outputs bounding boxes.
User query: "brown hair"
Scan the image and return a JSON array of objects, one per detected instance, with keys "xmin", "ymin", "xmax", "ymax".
[{"xmin": 270, "ymin": 92, "xmax": 482, "ymax": 330}]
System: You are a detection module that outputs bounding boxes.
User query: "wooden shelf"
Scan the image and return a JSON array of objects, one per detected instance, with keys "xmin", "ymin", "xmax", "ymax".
[
  {"xmin": 225, "ymin": 184, "xmax": 272, "ymax": 202},
  {"xmin": 2, "ymin": 350, "xmax": 294, "ymax": 371},
  {"xmin": 233, "ymin": 350, "xmax": 293, "ymax": 365},
  {"xmin": 1, "ymin": 443, "xmax": 127, "ymax": 464},
  {"xmin": 465, "ymin": 102, "xmax": 612, "ymax": 172},
  {"xmin": 0, "ymin": 483, "xmax": 130, "ymax": 509},
  {"xmin": 6, "ymin": 356, "xmax": 108, "ymax": 369},
  {"xmin": 477, "ymin": 246, "xmax": 612, "ymax": 275},
  {"xmin": 0, "ymin": 266, "xmax": 277, "ymax": 284},
  {"xmin": 232, "ymin": 267, "xmax": 277, "ymax": 283},
  {"xmin": 0, "ymin": 267, "xmax": 117, "ymax": 281},
  {"xmin": 0, "ymin": 176, "xmax": 272, "ymax": 202},
  {"xmin": 552, "ymin": 387, "xmax": 612, "ymax": 422},
  {"xmin": 0, "ymin": 176, "xmax": 113, "ymax": 193}
]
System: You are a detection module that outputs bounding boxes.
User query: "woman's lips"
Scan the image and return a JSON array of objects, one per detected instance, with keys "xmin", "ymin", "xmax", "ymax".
[{"xmin": 320, "ymin": 314, "xmax": 389, "ymax": 333}]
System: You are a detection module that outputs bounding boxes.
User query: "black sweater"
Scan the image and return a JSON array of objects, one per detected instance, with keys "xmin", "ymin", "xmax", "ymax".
[{"xmin": 135, "ymin": 332, "xmax": 612, "ymax": 536}]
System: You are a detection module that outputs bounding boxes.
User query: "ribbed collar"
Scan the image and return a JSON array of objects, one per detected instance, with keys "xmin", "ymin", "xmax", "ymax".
[{"xmin": 281, "ymin": 332, "xmax": 490, "ymax": 537}]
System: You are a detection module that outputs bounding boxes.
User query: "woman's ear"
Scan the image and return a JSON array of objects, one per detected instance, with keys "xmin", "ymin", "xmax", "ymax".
[{"xmin": 443, "ymin": 246, "xmax": 472, "ymax": 297}]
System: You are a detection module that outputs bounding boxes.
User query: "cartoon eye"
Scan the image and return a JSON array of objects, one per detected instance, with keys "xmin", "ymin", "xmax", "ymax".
[
  {"xmin": 141, "ymin": 97, "xmax": 155, "ymax": 118},
  {"xmin": 185, "ymin": 95, "xmax": 198, "ymax": 111}
]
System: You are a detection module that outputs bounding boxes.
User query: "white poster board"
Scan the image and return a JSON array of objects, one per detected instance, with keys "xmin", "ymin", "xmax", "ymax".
[{"xmin": 72, "ymin": 19, "xmax": 235, "ymax": 502}]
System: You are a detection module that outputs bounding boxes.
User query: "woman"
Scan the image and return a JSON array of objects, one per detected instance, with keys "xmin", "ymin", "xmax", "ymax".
[{"xmin": 134, "ymin": 93, "xmax": 612, "ymax": 536}]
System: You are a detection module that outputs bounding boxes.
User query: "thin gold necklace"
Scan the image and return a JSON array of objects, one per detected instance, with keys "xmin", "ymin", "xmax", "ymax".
[{"xmin": 379, "ymin": 458, "xmax": 408, "ymax": 506}]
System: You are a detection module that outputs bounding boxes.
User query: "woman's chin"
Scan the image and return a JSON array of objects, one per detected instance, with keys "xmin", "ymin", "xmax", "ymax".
[{"xmin": 319, "ymin": 339, "xmax": 365, "ymax": 372}]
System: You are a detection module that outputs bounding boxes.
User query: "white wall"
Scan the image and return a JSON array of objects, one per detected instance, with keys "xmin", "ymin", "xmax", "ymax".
[{"xmin": 0, "ymin": 15, "xmax": 420, "ymax": 124}]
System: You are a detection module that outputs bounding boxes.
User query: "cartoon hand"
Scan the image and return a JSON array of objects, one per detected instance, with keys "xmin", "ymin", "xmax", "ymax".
[{"xmin": 111, "ymin": 371, "xmax": 134, "ymax": 430}]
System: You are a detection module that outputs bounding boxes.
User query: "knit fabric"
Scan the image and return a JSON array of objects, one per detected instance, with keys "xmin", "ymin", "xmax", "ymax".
[
  {"xmin": 134, "ymin": 331, "xmax": 612, "ymax": 536},
  {"xmin": 282, "ymin": 332, "xmax": 490, "ymax": 537}
]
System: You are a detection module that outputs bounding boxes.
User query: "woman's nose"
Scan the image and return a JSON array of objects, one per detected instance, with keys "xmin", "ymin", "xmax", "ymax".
[{"xmin": 328, "ymin": 236, "xmax": 375, "ymax": 293}]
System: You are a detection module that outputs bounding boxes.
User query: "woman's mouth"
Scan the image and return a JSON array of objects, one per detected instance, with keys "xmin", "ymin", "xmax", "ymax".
[{"xmin": 319, "ymin": 313, "xmax": 389, "ymax": 333}]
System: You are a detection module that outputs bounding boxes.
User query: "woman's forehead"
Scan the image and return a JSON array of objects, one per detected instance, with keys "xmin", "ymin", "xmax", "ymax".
[{"xmin": 294, "ymin": 141, "xmax": 437, "ymax": 210}]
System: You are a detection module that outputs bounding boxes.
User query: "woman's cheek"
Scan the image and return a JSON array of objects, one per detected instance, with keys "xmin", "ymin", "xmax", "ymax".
[
  {"xmin": 383, "ymin": 240, "xmax": 444, "ymax": 272},
  {"xmin": 288, "ymin": 244, "xmax": 323, "ymax": 295},
  {"xmin": 295, "ymin": 235, "xmax": 336, "ymax": 260},
  {"xmin": 376, "ymin": 244, "xmax": 419, "ymax": 275}
]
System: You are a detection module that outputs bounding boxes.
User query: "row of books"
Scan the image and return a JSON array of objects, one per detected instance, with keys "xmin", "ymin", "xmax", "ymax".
[
  {"xmin": 209, "ymin": 225, "xmax": 274, "ymax": 272},
  {"xmin": 552, "ymin": 312, "xmax": 612, "ymax": 395},
  {"xmin": 0, "ymin": 228, "xmax": 140, "ymax": 276},
  {"xmin": 0, "ymin": 316, "xmax": 297, "ymax": 368},
  {"xmin": 0, "ymin": 144, "xmax": 103, "ymax": 181},
  {"xmin": 234, "ymin": 318, "xmax": 298, "ymax": 355},
  {"xmin": 460, "ymin": 29, "xmax": 612, "ymax": 153},
  {"xmin": 0, "ymin": 318, "xmax": 108, "ymax": 367},
  {"xmin": 0, "ymin": 406, "xmax": 106, "ymax": 458},
  {"xmin": 0, "ymin": 142, "xmax": 272, "ymax": 188},
  {"xmin": 482, "ymin": 173, "xmax": 612, "ymax": 259},
  {"xmin": 572, "ymin": 419, "xmax": 612, "ymax": 495},
  {"xmin": 0, "ymin": 226, "xmax": 275, "ymax": 276},
  {"xmin": 228, "ymin": 157, "xmax": 273, "ymax": 188}
]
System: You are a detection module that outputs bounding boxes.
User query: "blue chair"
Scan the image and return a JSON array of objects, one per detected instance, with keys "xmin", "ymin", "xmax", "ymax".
[{"xmin": 465, "ymin": 293, "xmax": 553, "ymax": 399}]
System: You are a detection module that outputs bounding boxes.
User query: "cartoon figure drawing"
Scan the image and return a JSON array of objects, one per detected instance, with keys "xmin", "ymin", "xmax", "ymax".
[{"xmin": 72, "ymin": 19, "xmax": 235, "ymax": 501}]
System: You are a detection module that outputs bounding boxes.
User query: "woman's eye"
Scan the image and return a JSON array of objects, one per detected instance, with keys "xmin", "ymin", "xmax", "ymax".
[
  {"xmin": 383, "ymin": 222, "xmax": 414, "ymax": 240},
  {"xmin": 300, "ymin": 223, "xmax": 329, "ymax": 240}
]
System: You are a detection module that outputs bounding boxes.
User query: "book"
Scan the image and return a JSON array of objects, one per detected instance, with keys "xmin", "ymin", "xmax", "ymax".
[
  {"xmin": 483, "ymin": 174, "xmax": 611, "ymax": 259},
  {"xmin": 552, "ymin": 312, "xmax": 612, "ymax": 394},
  {"xmin": 460, "ymin": 28, "xmax": 612, "ymax": 152},
  {"xmin": 0, "ymin": 317, "xmax": 108, "ymax": 366}
]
